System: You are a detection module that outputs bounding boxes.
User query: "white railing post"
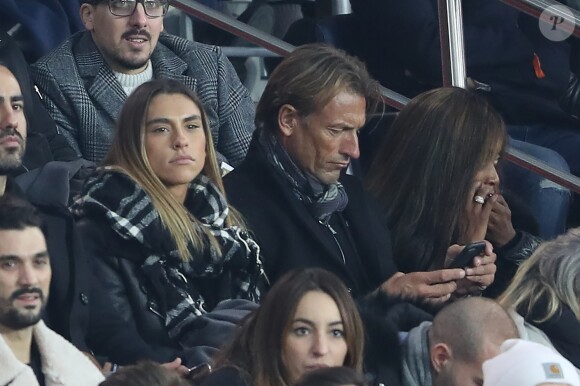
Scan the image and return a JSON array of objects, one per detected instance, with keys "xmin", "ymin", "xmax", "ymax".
[{"xmin": 438, "ymin": 0, "xmax": 467, "ymax": 88}]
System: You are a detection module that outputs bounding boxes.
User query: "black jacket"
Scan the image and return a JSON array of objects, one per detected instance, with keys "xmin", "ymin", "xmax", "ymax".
[
  {"xmin": 351, "ymin": 0, "xmax": 575, "ymax": 127},
  {"xmin": 78, "ymin": 213, "xmax": 255, "ymax": 367},
  {"xmin": 530, "ymin": 302, "xmax": 580, "ymax": 368},
  {"xmin": 224, "ymin": 139, "xmax": 413, "ymax": 386},
  {"xmin": 0, "ymin": 30, "xmax": 78, "ymax": 174},
  {"xmin": 224, "ymin": 140, "xmax": 398, "ymax": 298},
  {"xmin": 200, "ymin": 367, "xmax": 249, "ymax": 386},
  {"xmin": 77, "ymin": 217, "xmax": 187, "ymax": 365}
]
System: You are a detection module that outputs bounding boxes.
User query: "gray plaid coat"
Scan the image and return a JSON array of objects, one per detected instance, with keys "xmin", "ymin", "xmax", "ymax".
[{"xmin": 31, "ymin": 31, "xmax": 255, "ymax": 166}]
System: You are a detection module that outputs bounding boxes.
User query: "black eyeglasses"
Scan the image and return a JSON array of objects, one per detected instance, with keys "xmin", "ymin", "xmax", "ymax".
[{"xmin": 101, "ymin": 0, "xmax": 169, "ymax": 18}]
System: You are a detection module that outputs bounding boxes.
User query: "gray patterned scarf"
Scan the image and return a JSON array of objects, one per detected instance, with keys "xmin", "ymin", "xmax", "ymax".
[
  {"xmin": 72, "ymin": 169, "xmax": 266, "ymax": 341},
  {"xmin": 258, "ymin": 130, "xmax": 349, "ymax": 222}
]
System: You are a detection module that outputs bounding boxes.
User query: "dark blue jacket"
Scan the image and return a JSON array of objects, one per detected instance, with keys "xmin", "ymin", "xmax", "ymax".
[{"xmin": 0, "ymin": 0, "xmax": 83, "ymax": 62}]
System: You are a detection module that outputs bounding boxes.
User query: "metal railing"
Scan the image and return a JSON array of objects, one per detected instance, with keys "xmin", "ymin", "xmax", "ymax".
[
  {"xmin": 171, "ymin": 0, "xmax": 412, "ymax": 108},
  {"xmin": 438, "ymin": 0, "xmax": 467, "ymax": 88},
  {"xmin": 501, "ymin": 0, "xmax": 580, "ymax": 38},
  {"xmin": 171, "ymin": 0, "xmax": 294, "ymax": 56},
  {"xmin": 171, "ymin": 0, "xmax": 580, "ymax": 192},
  {"xmin": 434, "ymin": 0, "xmax": 580, "ymax": 192}
]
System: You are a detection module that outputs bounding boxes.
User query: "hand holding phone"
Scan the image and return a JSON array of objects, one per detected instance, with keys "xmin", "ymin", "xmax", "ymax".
[{"xmin": 447, "ymin": 241, "xmax": 486, "ymax": 269}]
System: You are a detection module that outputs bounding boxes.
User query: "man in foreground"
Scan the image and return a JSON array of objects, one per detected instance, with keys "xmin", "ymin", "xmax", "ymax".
[
  {"xmin": 401, "ymin": 297, "xmax": 519, "ymax": 386},
  {"xmin": 0, "ymin": 195, "xmax": 104, "ymax": 385}
]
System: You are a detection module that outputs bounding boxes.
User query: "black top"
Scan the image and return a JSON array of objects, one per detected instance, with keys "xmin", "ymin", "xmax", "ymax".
[
  {"xmin": 29, "ymin": 339, "xmax": 46, "ymax": 386},
  {"xmin": 200, "ymin": 366, "xmax": 251, "ymax": 386},
  {"xmin": 529, "ymin": 302, "xmax": 580, "ymax": 368},
  {"xmin": 350, "ymin": 0, "xmax": 575, "ymax": 126},
  {"xmin": 327, "ymin": 213, "xmax": 370, "ymax": 290}
]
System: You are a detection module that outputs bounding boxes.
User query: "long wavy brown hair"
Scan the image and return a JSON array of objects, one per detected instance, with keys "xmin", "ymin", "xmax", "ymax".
[
  {"xmin": 366, "ymin": 87, "xmax": 507, "ymax": 271},
  {"xmin": 213, "ymin": 268, "xmax": 365, "ymax": 386}
]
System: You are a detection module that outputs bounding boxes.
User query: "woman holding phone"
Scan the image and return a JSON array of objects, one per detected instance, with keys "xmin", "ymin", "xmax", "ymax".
[{"xmin": 366, "ymin": 87, "xmax": 541, "ymax": 296}]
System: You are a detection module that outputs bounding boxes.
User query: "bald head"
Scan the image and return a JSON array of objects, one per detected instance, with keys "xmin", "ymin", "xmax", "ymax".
[{"xmin": 430, "ymin": 297, "xmax": 518, "ymax": 362}]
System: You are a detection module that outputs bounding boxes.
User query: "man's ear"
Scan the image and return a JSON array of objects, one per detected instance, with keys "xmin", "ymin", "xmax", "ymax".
[
  {"xmin": 431, "ymin": 343, "xmax": 452, "ymax": 374},
  {"xmin": 80, "ymin": 4, "xmax": 95, "ymax": 30},
  {"xmin": 278, "ymin": 104, "xmax": 299, "ymax": 138}
]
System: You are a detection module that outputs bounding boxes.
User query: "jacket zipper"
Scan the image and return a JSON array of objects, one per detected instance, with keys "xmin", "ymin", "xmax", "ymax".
[{"xmin": 319, "ymin": 220, "xmax": 346, "ymax": 264}]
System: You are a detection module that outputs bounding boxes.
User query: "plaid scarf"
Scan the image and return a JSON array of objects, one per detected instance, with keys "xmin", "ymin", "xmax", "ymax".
[
  {"xmin": 258, "ymin": 130, "xmax": 349, "ymax": 223},
  {"xmin": 72, "ymin": 169, "xmax": 265, "ymax": 341}
]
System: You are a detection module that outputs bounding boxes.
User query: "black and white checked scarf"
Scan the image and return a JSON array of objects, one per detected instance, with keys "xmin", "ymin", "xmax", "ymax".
[
  {"xmin": 258, "ymin": 130, "xmax": 349, "ymax": 223},
  {"xmin": 72, "ymin": 170, "xmax": 265, "ymax": 341}
]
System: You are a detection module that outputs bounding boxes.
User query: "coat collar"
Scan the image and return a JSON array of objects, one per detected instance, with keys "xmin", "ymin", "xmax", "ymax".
[
  {"xmin": 239, "ymin": 133, "xmax": 394, "ymax": 293},
  {"xmin": 243, "ymin": 136, "xmax": 357, "ymax": 276},
  {"xmin": 0, "ymin": 320, "xmax": 104, "ymax": 386},
  {"xmin": 72, "ymin": 31, "xmax": 197, "ymax": 122}
]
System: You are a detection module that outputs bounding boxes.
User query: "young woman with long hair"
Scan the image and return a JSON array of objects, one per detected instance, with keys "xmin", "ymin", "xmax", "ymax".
[
  {"xmin": 73, "ymin": 78, "xmax": 266, "ymax": 367},
  {"xmin": 366, "ymin": 87, "xmax": 540, "ymax": 295}
]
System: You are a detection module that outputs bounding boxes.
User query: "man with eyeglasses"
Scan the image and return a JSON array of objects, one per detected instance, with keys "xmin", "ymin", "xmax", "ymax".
[{"xmin": 31, "ymin": 0, "xmax": 256, "ymax": 167}]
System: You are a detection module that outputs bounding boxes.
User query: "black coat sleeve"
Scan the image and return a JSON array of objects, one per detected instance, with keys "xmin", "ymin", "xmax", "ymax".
[
  {"xmin": 532, "ymin": 304, "xmax": 580, "ymax": 368},
  {"xmin": 78, "ymin": 218, "xmax": 183, "ymax": 365}
]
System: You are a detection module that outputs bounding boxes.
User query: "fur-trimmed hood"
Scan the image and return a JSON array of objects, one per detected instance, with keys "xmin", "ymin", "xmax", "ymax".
[{"xmin": 0, "ymin": 320, "xmax": 104, "ymax": 386}]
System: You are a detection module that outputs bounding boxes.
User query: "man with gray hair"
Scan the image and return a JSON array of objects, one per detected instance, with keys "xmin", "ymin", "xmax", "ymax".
[{"xmin": 401, "ymin": 297, "xmax": 519, "ymax": 386}]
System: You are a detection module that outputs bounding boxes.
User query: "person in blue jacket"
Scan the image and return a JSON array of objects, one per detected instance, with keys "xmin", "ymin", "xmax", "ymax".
[{"xmin": 0, "ymin": 0, "xmax": 84, "ymax": 62}]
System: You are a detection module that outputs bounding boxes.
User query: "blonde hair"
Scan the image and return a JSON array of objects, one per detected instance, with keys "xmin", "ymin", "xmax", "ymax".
[
  {"xmin": 103, "ymin": 79, "xmax": 245, "ymax": 261},
  {"xmin": 498, "ymin": 228, "xmax": 580, "ymax": 322}
]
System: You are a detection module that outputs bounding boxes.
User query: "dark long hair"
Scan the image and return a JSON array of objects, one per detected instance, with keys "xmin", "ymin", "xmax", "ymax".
[
  {"xmin": 366, "ymin": 87, "xmax": 506, "ymax": 271},
  {"xmin": 213, "ymin": 268, "xmax": 365, "ymax": 386}
]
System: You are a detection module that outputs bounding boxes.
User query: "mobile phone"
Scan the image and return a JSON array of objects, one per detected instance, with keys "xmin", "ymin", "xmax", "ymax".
[
  {"xmin": 448, "ymin": 241, "xmax": 486, "ymax": 269},
  {"xmin": 187, "ymin": 362, "xmax": 212, "ymax": 380},
  {"xmin": 187, "ymin": 362, "xmax": 212, "ymax": 381}
]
